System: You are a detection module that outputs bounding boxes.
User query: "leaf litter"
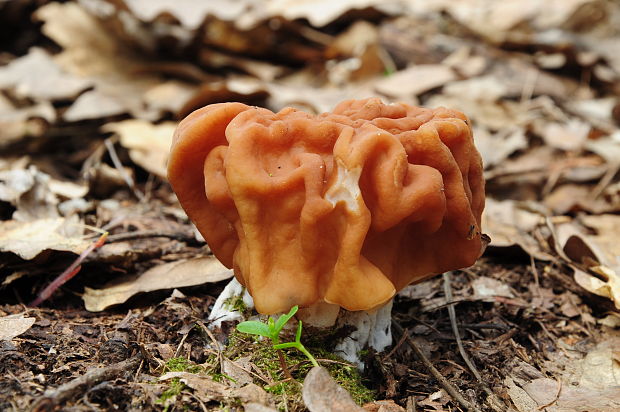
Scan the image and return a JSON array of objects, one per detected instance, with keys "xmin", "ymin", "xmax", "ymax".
[{"xmin": 1, "ymin": 0, "xmax": 620, "ymax": 411}]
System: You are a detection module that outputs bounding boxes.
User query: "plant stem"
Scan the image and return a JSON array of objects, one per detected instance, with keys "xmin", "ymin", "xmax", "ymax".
[{"xmin": 276, "ymin": 349, "xmax": 293, "ymax": 380}]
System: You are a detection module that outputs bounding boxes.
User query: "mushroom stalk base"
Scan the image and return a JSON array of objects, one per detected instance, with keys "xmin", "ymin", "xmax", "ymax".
[{"xmin": 208, "ymin": 278, "xmax": 393, "ymax": 369}]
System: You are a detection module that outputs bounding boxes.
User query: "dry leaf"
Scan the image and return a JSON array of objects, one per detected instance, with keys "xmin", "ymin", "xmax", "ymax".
[
  {"xmin": 35, "ymin": 2, "xmax": 171, "ymax": 120},
  {"xmin": 221, "ymin": 356, "xmax": 254, "ymax": 388},
  {"xmin": 374, "ymin": 64, "xmax": 456, "ymax": 98},
  {"xmin": 303, "ymin": 366, "xmax": 365, "ymax": 412},
  {"xmin": 0, "ymin": 95, "xmax": 55, "ymax": 144},
  {"xmin": 83, "ymin": 257, "xmax": 233, "ymax": 311},
  {"xmin": 63, "ymin": 90, "xmax": 127, "ymax": 122},
  {"xmin": 474, "ymin": 126, "xmax": 528, "ymax": 169},
  {"xmin": 159, "ymin": 371, "xmax": 228, "ymax": 401},
  {"xmin": 553, "ymin": 221, "xmax": 620, "ymax": 309},
  {"xmin": 482, "ymin": 199, "xmax": 550, "ymax": 259},
  {"xmin": 539, "ymin": 120, "xmax": 590, "ymax": 152},
  {"xmin": 0, "ymin": 47, "xmax": 92, "ymax": 101},
  {"xmin": 471, "ymin": 276, "xmax": 515, "ymax": 300},
  {"xmin": 0, "ymin": 314, "xmax": 36, "ymax": 341},
  {"xmin": 0, "ymin": 217, "xmax": 88, "ymax": 260},
  {"xmin": 102, "ymin": 120, "xmax": 176, "ymax": 178}
]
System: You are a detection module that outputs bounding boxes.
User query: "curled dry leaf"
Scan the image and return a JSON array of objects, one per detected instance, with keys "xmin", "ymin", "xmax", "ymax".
[
  {"xmin": 82, "ymin": 256, "xmax": 233, "ymax": 312},
  {"xmin": 482, "ymin": 198, "xmax": 550, "ymax": 260},
  {"xmin": 0, "ymin": 314, "xmax": 36, "ymax": 341},
  {"xmin": 552, "ymin": 220, "xmax": 620, "ymax": 310}
]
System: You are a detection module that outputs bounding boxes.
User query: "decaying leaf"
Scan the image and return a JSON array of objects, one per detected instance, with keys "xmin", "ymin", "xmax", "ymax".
[
  {"xmin": 0, "ymin": 217, "xmax": 88, "ymax": 260},
  {"xmin": 0, "ymin": 166, "xmax": 88, "ymax": 221},
  {"xmin": 83, "ymin": 257, "xmax": 233, "ymax": 312},
  {"xmin": 374, "ymin": 64, "xmax": 456, "ymax": 98},
  {"xmin": 102, "ymin": 120, "xmax": 176, "ymax": 178},
  {"xmin": 0, "ymin": 47, "xmax": 92, "ymax": 101},
  {"xmin": 159, "ymin": 371, "xmax": 229, "ymax": 401},
  {"xmin": 553, "ymin": 220, "xmax": 620, "ymax": 310},
  {"xmin": 35, "ymin": 2, "xmax": 178, "ymax": 121},
  {"xmin": 482, "ymin": 198, "xmax": 550, "ymax": 259},
  {"xmin": 303, "ymin": 366, "xmax": 365, "ymax": 412},
  {"xmin": 0, "ymin": 314, "xmax": 36, "ymax": 341},
  {"xmin": 508, "ymin": 337, "xmax": 620, "ymax": 412}
]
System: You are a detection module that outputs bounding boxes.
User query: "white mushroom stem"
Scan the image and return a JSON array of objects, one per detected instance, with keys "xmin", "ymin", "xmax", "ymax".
[
  {"xmin": 207, "ymin": 276, "xmax": 254, "ymax": 328},
  {"xmin": 208, "ymin": 278, "xmax": 393, "ymax": 369}
]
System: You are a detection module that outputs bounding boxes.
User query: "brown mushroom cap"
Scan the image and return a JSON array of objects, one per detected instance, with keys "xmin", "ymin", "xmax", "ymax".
[{"xmin": 168, "ymin": 98, "xmax": 485, "ymax": 314}]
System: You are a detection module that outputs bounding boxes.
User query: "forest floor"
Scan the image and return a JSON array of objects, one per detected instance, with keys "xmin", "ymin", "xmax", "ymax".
[{"xmin": 1, "ymin": 1, "xmax": 620, "ymax": 411}]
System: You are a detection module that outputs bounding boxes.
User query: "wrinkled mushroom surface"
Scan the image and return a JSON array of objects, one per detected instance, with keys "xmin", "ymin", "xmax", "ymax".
[{"xmin": 168, "ymin": 98, "xmax": 485, "ymax": 314}]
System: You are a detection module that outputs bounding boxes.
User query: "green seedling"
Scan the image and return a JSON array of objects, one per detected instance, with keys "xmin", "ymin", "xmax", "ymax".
[{"xmin": 236, "ymin": 305, "xmax": 319, "ymax": 367}]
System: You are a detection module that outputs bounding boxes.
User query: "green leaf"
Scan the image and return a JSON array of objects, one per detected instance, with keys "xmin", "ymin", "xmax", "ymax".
[
  {"xmin": 236, "ymin": 321, "xmax": 271, "ymax": 338},
  {"xmin": 274, "ymin": 305, "xmax": 299, "ymax": 333}
]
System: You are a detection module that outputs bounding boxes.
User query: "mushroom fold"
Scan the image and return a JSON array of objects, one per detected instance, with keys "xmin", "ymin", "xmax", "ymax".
[{"xmin": 168, "ymin": 98, "xmax": 485, "ymax": 314}]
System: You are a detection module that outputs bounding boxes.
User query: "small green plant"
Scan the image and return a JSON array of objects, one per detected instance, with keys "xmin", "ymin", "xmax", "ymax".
[{"xmin": 236, "ymin": 305, "xmax": 319, "ymax": 367}]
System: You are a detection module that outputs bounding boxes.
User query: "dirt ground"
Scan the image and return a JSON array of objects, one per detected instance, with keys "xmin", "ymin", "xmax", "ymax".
[{"xmin": 1, "ymin": 1, "xmax": 620, "ymax": 411}]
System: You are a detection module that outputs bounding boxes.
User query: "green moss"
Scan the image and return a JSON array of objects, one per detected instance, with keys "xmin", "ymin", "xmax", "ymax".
[
  {"xmin": 156, "ymin": 378, "xmax": 186, "ymax": 412},
  {"xmin": 225, "ymin": 329, "xmax": 375, "ymax": 410},
  {"xmin": 223, "ymin": 292, "xmax": 249, "ymax": 314},
  {"xmin": 163, "ymin": 357, "xmax": 204, "ymax": 374}
]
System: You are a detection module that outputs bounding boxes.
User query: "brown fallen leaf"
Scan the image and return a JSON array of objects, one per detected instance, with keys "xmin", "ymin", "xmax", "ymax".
[
  {"xmin": 0, "ymin": 314, "xmax": 36, "ymax": 341},
  {"xmin": 82, "ymin": 256, "xmax": 233, "ymax": 312},
  {"xmin": 102, "ymin": 120, "xmax": 176, "ymax": 179},
  {"xmin": 221, "ymin": 356, "xmax": 254, "ymax": 388},
  {"xmin": 302, "ymin": 366, "xmax": 365, "ymax": 412},
  {"xmin": 553, "ymin": 221, "xmax": 620, "ymax": 310},
  {"xmin": 159, "ymin": 371, "xmax": 228, "ymax": 402},
  {"xmin": 0, "ymin": 47, "xmax": 92, "ymax": 101},
  {"xmin": 363, "ymin": 399, "xmax": 406, "ymax": 412},
  {"xmin": 0, "ymin": 217, "xmax": 88, "ymax": 260},
  {"xmin": 482, "ymin": 198, "xmax": 550, "ymax": 260},
  {"xmin": 35, "ymin": 2, "xmax": 176, "ymax": 121},
  {"xmin": 374, "ymin": 64, "xmax": 456, "ymax": 98}
]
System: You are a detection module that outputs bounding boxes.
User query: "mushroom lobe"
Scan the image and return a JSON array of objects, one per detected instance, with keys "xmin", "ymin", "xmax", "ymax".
[{"xmin": 168, "ymin": 98, "xmax": 485, "ymax": 314}]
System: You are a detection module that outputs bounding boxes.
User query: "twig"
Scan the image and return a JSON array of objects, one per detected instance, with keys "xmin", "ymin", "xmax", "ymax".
[
  {"xmin": 276, "ymin": 349, "xmax": 294, "ymax": 381},
  {"xmin": 391, "ymin": 321, "xmax": 480, "ymax": 412},
  {"xmin": 104, "ymin": 138, "xmax": 145, "ymax": 201},
  {"xmin": 106, "ymin": 230, "xmax": 197, "ymax": 244},
  {"xmin": 29, "ymin": 232, "xmax": 108, "ymax": 307},
  {"xmin": 443, "ymin": 272, "xmax": 507, "ymax": 412},
  {"xmin": 406, "ymin": 395, "xmax": 416, "ymax": 412},
  {"xmin": 30, "ymin": 354, "xmax": 142, "ymax": 411}
]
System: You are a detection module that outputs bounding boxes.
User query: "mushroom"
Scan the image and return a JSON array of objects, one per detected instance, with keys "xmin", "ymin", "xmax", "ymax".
[{"xmin": 168, "ymin": 98, "xmax": 485, "ymax": 366}]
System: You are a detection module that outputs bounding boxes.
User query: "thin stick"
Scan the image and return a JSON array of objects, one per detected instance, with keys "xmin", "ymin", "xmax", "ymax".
[
  {"xmin": 29, "ymin": 232, "xmax": 108, "ymax": 307},
  {"xmin": 30, "ymin": 354, "xmax": 142, "ymax": 411},
  {"xmin": 391, "ymin": 321, "xmax": 480, "ymax": 412},
  {"xmin": 106, "ymin": 230, "xmax": 196, "ymax": 244},
  {"xmin": 104, "ymin": 138, "xmax": 145, "ymax": 201},
  {"xmin": 443, "ymin": 272, "xmax": 506, "ymax": 412}
]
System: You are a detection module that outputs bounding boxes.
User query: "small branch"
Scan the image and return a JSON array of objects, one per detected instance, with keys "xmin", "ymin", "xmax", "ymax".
[
  {"xmin": 29, "ymin": 232, "xmax": 108, "ymax": 307},
  {"xmin": 104, "ymin": 138, "xmax": 145, "ymax": 202},
  {"xmin": 276, "ymin": 349, "xmax": 294, "ymax": 381},
  {"xmin": 391, "ymin": 321, "xmax": 480, "ymax": 412},
  {"xmin": 443, "ymin": 272, "xmax": 507, "ymax": 412},
  {"xmin": 30, "ymin": 354, "xmax": 142, "ymax": 411},
  {"xmin": 106, "ymin": 230, "xmax": 197, "ymax": 244}
]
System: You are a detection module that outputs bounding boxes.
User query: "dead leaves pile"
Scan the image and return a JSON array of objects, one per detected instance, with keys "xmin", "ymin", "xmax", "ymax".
[{"xmin": 1, "ymin": 0, "xmax": 620, "ymax": 411}]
